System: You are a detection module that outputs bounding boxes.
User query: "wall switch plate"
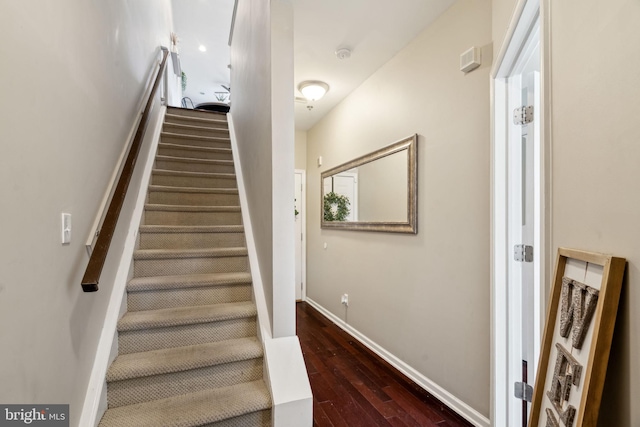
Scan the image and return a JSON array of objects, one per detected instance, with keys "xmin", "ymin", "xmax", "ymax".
[
  {"xmin": 318, "ymin": 156, "xmax": 323, "ymax": 167},
  {"xmin": 61, "ymin": 213, "xmax": 72, "ymax": 244}
]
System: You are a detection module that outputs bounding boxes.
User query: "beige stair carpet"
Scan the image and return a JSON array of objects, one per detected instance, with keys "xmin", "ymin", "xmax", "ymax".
[{"xmin": 99, "ymin": 107, "xmax": 271, "ymax": 427}]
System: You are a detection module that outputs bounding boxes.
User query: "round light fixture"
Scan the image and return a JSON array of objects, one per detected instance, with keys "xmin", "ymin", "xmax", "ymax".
[
  {"xmin": 298, "ymin": 81, "xmax": 329, "ymax": 102},
  {"xmin": 198, "ymin": 45, "xmax": 207, "ymax": 52}
]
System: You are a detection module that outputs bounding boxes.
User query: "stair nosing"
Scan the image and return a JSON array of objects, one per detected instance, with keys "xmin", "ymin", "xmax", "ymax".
[
  {"xmin": 98, "ymin": 380, "xmax": 270, "ymax": 427},
  {"xmin": 161, "ymin": 131, "xmax": 230, "ymax": 143},
  {"xmin": 148, "ymin": 185, "xmax": 239, "ymax": 194},
  {"xmin": 117, "ymin": 301, "xmax": 257, "ymax": 332},
  {"xmin": 163, "ymin": 122, "xmax": 229, "ymax": 133},
  {"xmin": 144, "ymin": 203, "xmax": 241, "ymax": 212},
  {"xmin": 158, "ymin": 142, "xmax": 232, "ymax": 154},
  {"xmin": 139, "ymin": 224, "xmax": 244, "ymax": 233},
  {"xmin": 128, "ymin": 272, "xmax": 252, "ymax": 292},
  {"xmin": 152, "ymin": 169, "xmax": 236, "ymax": 179},
  {"xmin": 134, "ymin": 247, "xmax": 247, "ymax": 260},
  {"xmin": 155, "ymin": 154, "xmax": 234, "ymax": 165},
  {"xmin": 164, "ymin": 112, "xmax": 228, "ymax": 125},
  {"xmin": 106, "ymin": 337, "xmax": 262, "ymax": 382}
]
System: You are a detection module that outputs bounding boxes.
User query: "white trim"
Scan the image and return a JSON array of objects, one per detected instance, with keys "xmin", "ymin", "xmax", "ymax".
[
  {"xmin": 305, "ymin": 298, "xmax": 490, "ymax": 427},
  {"xmin": 491, "ymin": 0, "xmax": 551, "ymax": 424},
  {"xmin": 230, "ymin": 117, "xmax": 312, "ymax": 426},
  {"xmin": 79, "ymin": 106, "xmax": 166, "ymax": 427},
  {"xmin": 227, "ymin": 114, "xmax": 273, "ymax": 341},
  {"xmin": 264, "ymin": 336, "xmax": 313, "ymax": 427},
  {"xmin": 294, "ymin": 169, "xmax": 306, "ymax": 301}
]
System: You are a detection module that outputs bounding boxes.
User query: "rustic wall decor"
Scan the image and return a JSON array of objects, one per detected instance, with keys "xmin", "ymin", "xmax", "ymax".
[{"xmin": 529, "ymin": 248, "xmax": 626, "ymax": 427}]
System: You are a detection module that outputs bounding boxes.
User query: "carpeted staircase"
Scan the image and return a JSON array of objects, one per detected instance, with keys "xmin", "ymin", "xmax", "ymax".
[{"xmin": 99, "ymin": 107, "xmax": 272, "ymax": 427}]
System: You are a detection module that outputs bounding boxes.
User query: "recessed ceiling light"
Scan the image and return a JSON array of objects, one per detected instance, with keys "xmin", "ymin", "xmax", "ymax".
[{"xmin": 198, "ymin": 45, "xmax": 207, "ymax": 52}]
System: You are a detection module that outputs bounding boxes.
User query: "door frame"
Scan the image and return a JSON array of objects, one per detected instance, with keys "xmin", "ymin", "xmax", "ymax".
[
  {"xmin": 490, "ymin": 0, "xmax": 552, "ymax": 424},
  {"xmin": 295, "ymin": 169, "xmax": 307, "ymax": 301}
]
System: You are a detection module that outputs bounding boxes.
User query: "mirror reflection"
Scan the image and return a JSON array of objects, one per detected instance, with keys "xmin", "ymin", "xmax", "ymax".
[{"xmin": 321, "ymin": 135, "xmax": 417, "ymax": 234}]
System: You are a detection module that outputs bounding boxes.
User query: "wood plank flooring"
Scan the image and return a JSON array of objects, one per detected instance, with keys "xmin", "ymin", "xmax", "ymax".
[{"xmin": 297, "ymin": 302, "xmax": 474, "ymax": 427}]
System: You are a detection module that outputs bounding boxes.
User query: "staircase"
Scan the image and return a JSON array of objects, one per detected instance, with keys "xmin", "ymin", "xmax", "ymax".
[{"xmin": 99, "ymin": 107, "xmax": 272, "ymax": 427}]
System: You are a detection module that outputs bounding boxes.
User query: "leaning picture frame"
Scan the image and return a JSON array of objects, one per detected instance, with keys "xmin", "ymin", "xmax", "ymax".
[{"xmin": 529, "ymin": 248, "xmax": 625, "ymax": 427}]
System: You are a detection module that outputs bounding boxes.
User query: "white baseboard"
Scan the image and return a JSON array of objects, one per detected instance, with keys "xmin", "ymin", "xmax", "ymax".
[
  {"xmin": 305, "ymin": 298, "xmax": 490, "ymax": 427},
  {"xmin": 78, "ymin": 105, "xmax": 166, "ymax": 427}
]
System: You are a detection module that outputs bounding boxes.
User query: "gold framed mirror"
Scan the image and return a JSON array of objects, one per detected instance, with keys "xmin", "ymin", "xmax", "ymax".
[{"xmin": 320, "ymin": 134, "xmax": 417, "ymax": 234}]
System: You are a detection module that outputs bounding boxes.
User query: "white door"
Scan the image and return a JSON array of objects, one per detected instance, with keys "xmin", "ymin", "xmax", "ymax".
[
  {"xmin": 506, "ymin": 20, "xmax": 541, "ymax": 427},
  {"xmin": 492, "ymin": 1, "xmax": 547, "ymax": 425},
  {"xmin": 294, "ymin": 171, "xmax": 305, "ymax": 300}
]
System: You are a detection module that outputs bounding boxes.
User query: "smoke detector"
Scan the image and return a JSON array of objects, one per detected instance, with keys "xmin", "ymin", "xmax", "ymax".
[{"xmin": 335, "ymin": 48, "xmax": 351, "ymax": 60}]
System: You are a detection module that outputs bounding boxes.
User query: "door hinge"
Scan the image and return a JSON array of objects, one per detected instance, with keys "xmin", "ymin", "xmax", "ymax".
[
  {"xmin": 513, "ymin": 106, "xmax": 533, "ymax": 125},
  {"xmin": 514, "ymin": 244, "xmax": 533, "ymax": 262},
  {"xmin": 514, "ymin": 381, "xmax": 533, "ymax": 402}
]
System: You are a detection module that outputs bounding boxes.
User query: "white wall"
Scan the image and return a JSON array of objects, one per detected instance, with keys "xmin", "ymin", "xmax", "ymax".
[
  {"xmin": 295, "ymin": 130, "xmax": 307, "ymax": 170},
  {"xmin": 306, "ymin": 0, "xmax": 491, "ymax": 419},
  {"xmin": 230, "ymin": 0, "xmax": 296, "ymax": 338},
  {"xmin": 0, "ymin": 1, "xmax": 173, "ymax": 425}
]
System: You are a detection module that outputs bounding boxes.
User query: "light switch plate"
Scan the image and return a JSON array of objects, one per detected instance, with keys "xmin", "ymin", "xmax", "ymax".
[{"xmin": 61, "ymin": 213, "xmax": 71, "ymax": 244}]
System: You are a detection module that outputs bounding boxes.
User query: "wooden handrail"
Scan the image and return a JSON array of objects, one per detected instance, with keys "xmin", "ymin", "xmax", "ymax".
[{"xmin": 81, "ymin": 47, "xmax": 169, "ymax": 292}]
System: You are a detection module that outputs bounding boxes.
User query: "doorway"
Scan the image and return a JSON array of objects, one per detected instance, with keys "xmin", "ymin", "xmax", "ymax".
[
  {"xmin": 294, "ymin": 170, "xmax": 306, "ymax": 301},
  {"xmin": 491, "ymin": 0, "xmax": 549, "ymax": 425}
]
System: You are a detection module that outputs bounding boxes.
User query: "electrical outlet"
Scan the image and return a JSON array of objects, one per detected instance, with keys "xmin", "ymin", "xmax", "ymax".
[{"xmin": 341, "ymin": 294, "xmax": 349, "ymax": 306}]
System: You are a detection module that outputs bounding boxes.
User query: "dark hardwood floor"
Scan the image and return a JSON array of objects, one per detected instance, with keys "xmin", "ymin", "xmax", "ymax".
[{"xmin": 296, "ymin": 301, "xmax": 474, "ymax": 427}]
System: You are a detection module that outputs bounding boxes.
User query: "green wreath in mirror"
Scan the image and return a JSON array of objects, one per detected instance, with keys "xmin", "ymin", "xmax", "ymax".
[{"xmin": 323, "ymin": 192, "xmax": 350, "ymax": 221}]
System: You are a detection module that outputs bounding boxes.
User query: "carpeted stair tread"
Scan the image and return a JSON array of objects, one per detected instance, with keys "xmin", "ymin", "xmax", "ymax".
[
  {"xmin": 99, "ymin": 107, "xmax": 271, "ymax": 425},
  {"xmin": 165, "ymin": 113, "xmax": 228, "ymax": 126},
  {"xmin": 128, "ymin": 272, "xmax": 252, "ymax": 292},
  {"xmin": 118, "ymin": 301, "xmax": 257, "ymax": 332},
  {"xmin": 148, "ymin": 185, "xmax": 238, "ymax": 195},
  {"xmin": 139, "ymin": 225, "xmax": 244, "ymax": 233},
  {"xmin": 144, "ymin": 204, "xmax": 241, "ymax": 213},
  {"xmin": 152, "ymin": 169, "xmax": 236, "ymax": 180},
  {"xmin": 99, "ymin": 380, "xmax": 270, "ymax": 427},
  {"xmin": 106, "ymin": 337, "xmax": 263, "ymax": 382},
  {"xmin": 161, "ymin": 131, "xmax": 230, "ymax": 144},
  {"xmin": 163, "ymin": 121, "xmax": 229, "ymax": 132},
  {"xmin": 159, "ymin": 142, "xmax": 232, "ymax": 155},
  {"xmin": 155, "ymin": 155, "xmax": 234, "ymax": 166},
  {"xmin": 134, "ymin": 247, "xmax": 247, "ymax": 260}
]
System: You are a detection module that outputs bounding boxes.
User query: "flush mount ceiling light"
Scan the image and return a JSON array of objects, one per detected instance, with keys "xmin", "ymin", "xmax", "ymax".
[
  {"xmin": 298, "ymin": 81, "xmax": 329, "ymax": 102},
  {"xmin": 198, "ymin": 45, "xmax": 207, "ymax": 52}
]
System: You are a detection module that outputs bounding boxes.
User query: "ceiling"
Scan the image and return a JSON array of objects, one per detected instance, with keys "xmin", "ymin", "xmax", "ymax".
[
  {"xmin": 171, "ymin": 0, "xmax": 456, "ymax": 130},
  {"xmin": 171, "ymin": 0, "xmax": 234, "ymax": 107}
]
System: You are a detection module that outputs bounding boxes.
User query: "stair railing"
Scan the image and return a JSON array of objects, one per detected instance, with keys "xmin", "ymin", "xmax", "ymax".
[{"xmin": 81, "ymin": 47, "xmax": 170, "ymax": 292}]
